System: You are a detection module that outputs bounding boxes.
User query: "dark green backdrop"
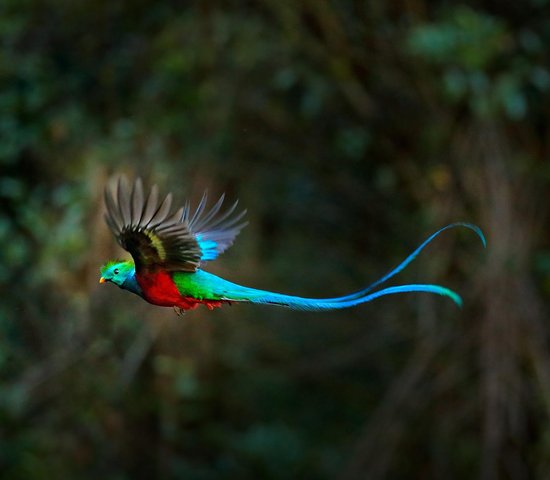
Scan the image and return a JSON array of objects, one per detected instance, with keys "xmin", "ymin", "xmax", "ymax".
[{"xmin": 1, "ymin": 1, "xmax": 549, "ymax": 479}]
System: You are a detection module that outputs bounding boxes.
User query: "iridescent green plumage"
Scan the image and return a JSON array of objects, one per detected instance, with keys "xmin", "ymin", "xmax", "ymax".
[{"xmin": 99, "ymin": 177, "xmax": 486, "ymax": 313}]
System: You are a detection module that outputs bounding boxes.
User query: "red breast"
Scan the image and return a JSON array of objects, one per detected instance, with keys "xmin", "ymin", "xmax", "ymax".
[{"xmin": 136, "ymin": 270, "xmax": 223, "ymax": 311}]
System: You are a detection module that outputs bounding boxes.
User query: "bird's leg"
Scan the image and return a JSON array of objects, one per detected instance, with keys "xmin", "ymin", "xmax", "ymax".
[{"xmin": 173, "ymin": 306, "xmax": 186, "ymax": 316}]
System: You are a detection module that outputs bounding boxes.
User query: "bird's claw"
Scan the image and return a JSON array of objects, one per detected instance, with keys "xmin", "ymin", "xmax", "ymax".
[{"xmin": 173, "ymin": 306, "xmax": 186, "ymax": 316}]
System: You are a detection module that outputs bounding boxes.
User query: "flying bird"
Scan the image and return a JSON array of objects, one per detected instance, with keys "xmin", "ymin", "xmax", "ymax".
[{"xmin": 99, "ymin": 177, "xmax": 485, "ymax": 314}]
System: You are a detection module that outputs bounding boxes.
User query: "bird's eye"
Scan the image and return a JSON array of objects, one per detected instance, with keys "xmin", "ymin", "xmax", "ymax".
[{"xmin": 114, "ymin": 268, "xmax": 119, "ymax": 275}]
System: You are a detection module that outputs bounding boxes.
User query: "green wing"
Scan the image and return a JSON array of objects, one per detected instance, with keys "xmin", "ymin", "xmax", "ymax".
[{"xmin": 104, "ymin": 177, "xmax": 247, "ymax": 273}]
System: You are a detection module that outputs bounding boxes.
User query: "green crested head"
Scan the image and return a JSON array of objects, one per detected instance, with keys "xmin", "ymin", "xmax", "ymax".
[{"xmin": 99, "ymin": 259, "xmax": 135, "ymax": 287}]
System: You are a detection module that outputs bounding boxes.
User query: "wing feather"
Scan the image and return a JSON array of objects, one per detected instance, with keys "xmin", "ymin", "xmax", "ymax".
[
  {"xmin": 131, "ymin": 178, "xmax": 144, "ymax": 227},
  {"xmin": 192, "ymin": 194, "xmax": 225, "ymax": 231},
  {"xmin": 202, "ymin": 201, "xmax": 245, "ymax": 231},
  {"xmin": 140, "ymin": 184, "xmax": 159, "ymax": 227},
  {"xmin": 104, "ymin": 188, "xmax": 123, "ymax": 232},
  {"xmin": 188, "ymin": 192, "xmax": 208, "ymax": 226},
  {"xmin": 104, "ymin": 176, "xmax": 247, "ymax": 272},
  {"xmin": 117, "ymin": 177, "xmax": 132, "ymax": 226},
  {"xmin": 147, "ymin": 192, "xmax": 172, "ymax": 228}
]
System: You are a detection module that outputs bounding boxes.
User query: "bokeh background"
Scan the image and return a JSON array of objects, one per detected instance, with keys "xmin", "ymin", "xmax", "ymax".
[{"xmin": 1, "ymin": 1, "xmax": 549, "ymax": 479}]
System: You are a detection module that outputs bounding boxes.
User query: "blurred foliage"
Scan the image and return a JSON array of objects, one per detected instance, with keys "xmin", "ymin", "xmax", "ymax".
[{"xmin": 1, "ymin": 1, "xmax": 550, "ymax": 479}]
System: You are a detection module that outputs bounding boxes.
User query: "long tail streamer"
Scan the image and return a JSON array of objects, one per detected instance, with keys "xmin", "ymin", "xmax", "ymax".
[{"xmin": 221, "ymin": 223, "xmax": 485, "ymax": 310}]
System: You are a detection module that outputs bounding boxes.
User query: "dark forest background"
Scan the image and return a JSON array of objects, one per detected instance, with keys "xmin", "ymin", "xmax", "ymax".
[{"xmin": 1, "ymin": 1, "xmax": 550, "ymax": 479}]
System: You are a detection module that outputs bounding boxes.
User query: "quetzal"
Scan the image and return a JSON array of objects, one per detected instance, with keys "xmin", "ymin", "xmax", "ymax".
[{"xmin": 99, "ymin": 177, "xmax": 485, "ymax": 313}]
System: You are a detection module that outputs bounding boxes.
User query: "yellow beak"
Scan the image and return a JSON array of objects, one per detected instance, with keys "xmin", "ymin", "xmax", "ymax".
[{"xmin": 99, "ymin": 277, "xmax": 106, "ymax": 284}]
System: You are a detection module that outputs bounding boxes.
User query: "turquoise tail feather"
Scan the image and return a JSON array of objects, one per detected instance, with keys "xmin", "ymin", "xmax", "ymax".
[
  {"xmin": 322, "ymin": 222, "xmax": 485, "ymax": 302},
  {"xmin": 211, "ymin": 222, "xmax": 484, "ymax": 311},
  {"xmin": 221, "ymin": 283, "xmax": 462, "ymax": 310}
]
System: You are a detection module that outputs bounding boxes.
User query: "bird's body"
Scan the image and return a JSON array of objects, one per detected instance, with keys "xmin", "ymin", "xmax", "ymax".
[
  {"xmin": 138, "ymin": 269, "xmax": 222, "ymax": 310},
  {"xmin": 99, "ymin": 177, "xmax": 485, "ymax": 313},
  {"xmin": 103, "ymin": 261, "xmax": 467, "ymax": 312}
]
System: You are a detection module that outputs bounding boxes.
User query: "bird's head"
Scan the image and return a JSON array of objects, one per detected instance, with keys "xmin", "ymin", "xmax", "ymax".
[{"xmin": 99, "ymin": 259, "xmax": 135, "ymax": 288}]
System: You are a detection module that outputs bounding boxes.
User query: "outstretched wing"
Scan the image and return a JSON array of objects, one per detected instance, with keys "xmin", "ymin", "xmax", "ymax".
[
  {"xmin": 184, "ymin": 191, "xmax": 247, "ymax": 262},
  {"xmin": 104, "ymin": 177, "xmax": 247, "ymax": 272}
]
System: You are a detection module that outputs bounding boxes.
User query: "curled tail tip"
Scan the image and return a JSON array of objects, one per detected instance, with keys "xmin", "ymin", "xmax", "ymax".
[
  {"xmin": 435, "ymin": 287, "xmax": 463, "ymax": 308},
  {"xmin": 451, "ymin": 222, "xmax": 487, "ymax": 249},
  {"xmin": 480, "ymin": 232, "xmax": 487, "ymax": 249},
  {"xmin": 439, "ymin": 288, "xmax": 463, "ymax": 308},
  {"xmin": 450, "ymin": 292, "xmax": 463, "ymax": 308},
  {"xmin": 430, "ymin": 284, "xmax": 463, "ymax": 308},
  {"xmin": 466, "ymin": 223, "xmax": 487, "ymax": 249}
]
